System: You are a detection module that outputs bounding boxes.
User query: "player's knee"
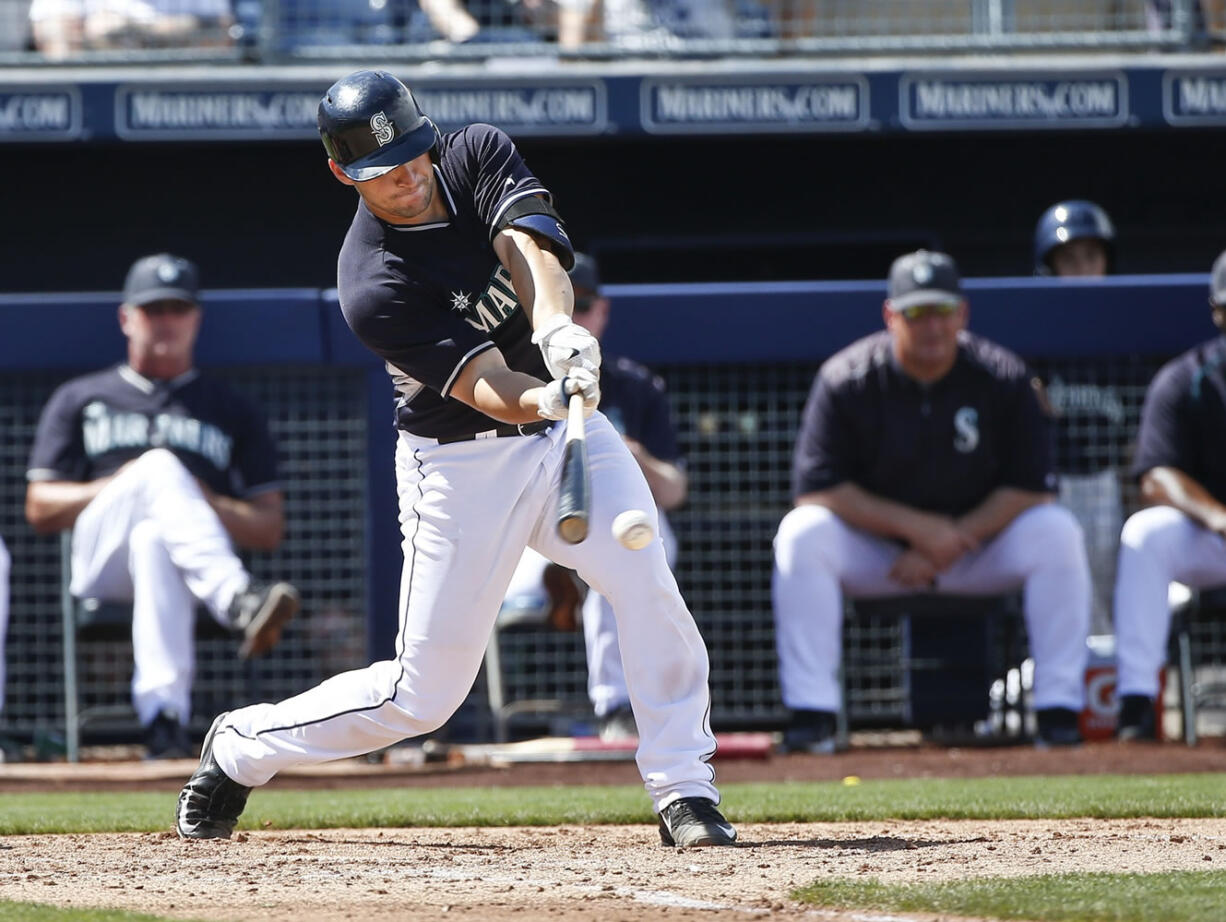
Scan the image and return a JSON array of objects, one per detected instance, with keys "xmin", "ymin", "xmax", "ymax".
[
  {"xmin": 1119, "ymin": 505, "xmax": 1186, "ymax": 557},
  {"xmin": 1011, "ymin": 503, "xmax": 1085, "ymax": 562},
  {"xmin": 775, "ymin": 505, "xmax": 844, "ymax": 573},
  {"xmin": 132, "ymin": 447, "xmax": 192, "ymax": 482}
]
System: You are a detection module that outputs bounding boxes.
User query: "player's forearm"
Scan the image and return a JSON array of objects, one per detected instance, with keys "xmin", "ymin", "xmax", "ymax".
[
  {"xmin": 1141, "ymin": 466, "xmax": 1226, "ymax": 533},
  {"xmin": 633, "ymin": 450, "xmax": 687, "ymax": 511},
  {"xmin": 956, "ymin": 487, "xmax": 1052, "ymax": 544},
  {"xmin": 469, "ymin": 368, "xmax": 552, "ymax": 425},
  {"xmin": 24, "ymin": 479, "xmax": 113, "ymax": 533},
  {"xmin": 495, "ymin": 228, "xmax": 572, "ymax": 330},
  {"xmin": 206, "ymin": 493, "xmax": 285, "ymax": 551},
  {"xmin": 798, "ymin": 482, "xmax": 931, "ymax": 544}
]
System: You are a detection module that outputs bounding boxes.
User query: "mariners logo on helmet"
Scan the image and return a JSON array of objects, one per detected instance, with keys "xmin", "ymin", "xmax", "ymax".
[{"xmin": 370, "ymin": 112, "xmax": 394, "ymax": 147}]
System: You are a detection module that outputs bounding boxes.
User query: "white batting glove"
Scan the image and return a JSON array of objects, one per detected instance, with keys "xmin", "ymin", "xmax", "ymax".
[
  {"xmin": 537, "ymin": 368, "xmax": 600, "ymax": 421},
  {"xmin": 531, "ymin": 313, "xmax": 602, "ymax": 379}
]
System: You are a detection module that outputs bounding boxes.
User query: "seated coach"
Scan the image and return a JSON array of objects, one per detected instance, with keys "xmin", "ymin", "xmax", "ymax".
[{"xmin": 772, "ymin": 249, "xmax": 1092, "ymax": 752}]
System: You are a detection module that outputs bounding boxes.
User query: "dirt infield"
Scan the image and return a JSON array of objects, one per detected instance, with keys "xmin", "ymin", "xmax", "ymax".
[
  {"xmin": 2, "ymin": 740, "xmax": 1224, "ymax": 920},
  {"xmin": 4, "ymin": 818, "xmax": 1226, "ymax": 921}
]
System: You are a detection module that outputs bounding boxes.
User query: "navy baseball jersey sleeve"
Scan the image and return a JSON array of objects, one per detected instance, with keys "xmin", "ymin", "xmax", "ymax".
[
  {"xmin": 791, "ymin": 372, "xmax": 852, "ymax": 499},
  {"xmin": 996, "ymin": 373, "xmax": 1053, "ymax": 492}
]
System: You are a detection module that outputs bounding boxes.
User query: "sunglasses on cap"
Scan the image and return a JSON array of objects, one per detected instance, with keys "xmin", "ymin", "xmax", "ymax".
[{"xmin": 898, "ymin": 302, "xmax": 959, "ymax": 321}]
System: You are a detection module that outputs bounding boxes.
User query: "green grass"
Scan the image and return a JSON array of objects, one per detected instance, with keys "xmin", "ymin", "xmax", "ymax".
[
  {"xmin": 0, "ymin": 773, "xmax": 1222, "ymax": 835},
  {"xmin": 797, "ymin": 871, "xmax": 1226, "ymax": 922},
  {"xmin": 0, "ymin": 902, "xmax": 196, "ymax": 922}
]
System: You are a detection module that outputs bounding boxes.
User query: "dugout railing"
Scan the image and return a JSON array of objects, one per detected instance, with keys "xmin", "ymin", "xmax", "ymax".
[
  {"xmin": 0, "ymin": 274, "xmax": 1221, "ymax": 750},
  {"xmin": 0, "ymin": 0, "xmax": 1218, "ymax": 64}
]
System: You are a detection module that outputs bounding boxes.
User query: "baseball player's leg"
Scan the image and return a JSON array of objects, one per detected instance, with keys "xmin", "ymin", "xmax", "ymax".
[
  {"xmin": 70, "ymin": 449, "xmax": 248, "ymax": 617},
  {"xmin": 1114, "ymin": 505, "xmax": 1226, "ymax": 698},
  {"xmin": 939, "ymin": 503, "xmax": 1091, "ymax": 710},
  {"xmin": 210, "ymin": 432, "xmax": 549, "ymax": 787},
  {"xmin": 501, "ymin": 547, "xmax": 551, "ymax": 623},
  {"xmin": 0, "ymin": 537, "xmax": 9, "ymax": 714},
  {"xmin": 128, "ymin": 519, "xmax": 197, "ymax": 726},
  {"xmin": 533, "ymin": 416, "xmax": 717, "ymax": 809},
  {"xmin": 772, "ymin": 504, "xmax": 903, "ymax": 713},
  {"xmin": 582, "ymin": 514, "xmax": 675, "ymax": 721}
]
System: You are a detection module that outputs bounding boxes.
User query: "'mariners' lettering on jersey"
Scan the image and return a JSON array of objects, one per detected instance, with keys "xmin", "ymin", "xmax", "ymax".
[
  {"xmin": 82, "ymin": 402, "xmax": 233, "ymax": 469},
  {"xmin": 461, "ymin": 264, "xmax": 520, "ymax": 333}
]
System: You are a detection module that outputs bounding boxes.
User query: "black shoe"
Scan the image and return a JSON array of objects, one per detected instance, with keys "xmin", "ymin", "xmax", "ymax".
[
  {"xmin": 1117, "ymin": 694, "xmax": 1158, "ymax": 741},
  {"xmin": 657, "ymin": 797, "xmax": 737, "ymax": 848},
  {"xmin": 228, "ymin": 581, "xmax": 300, "ymax": 659},
  {"xmin": 176, "ymin": 712, "xmax": 252, "ymax": 840},
  {"xmin": 598, "ymin": 705, "xmax": 638, "ymax": 742},
  {"xmin": 1035, "ymin": 707, "xmax": 1083, "ymax": 748},
  {"xmin": 144, "ymin": 710, "xmax": 192, "ymax": 760},
  {"xmin": 782, "ymin": 709, "xmax": 838, "ymax": 754}
]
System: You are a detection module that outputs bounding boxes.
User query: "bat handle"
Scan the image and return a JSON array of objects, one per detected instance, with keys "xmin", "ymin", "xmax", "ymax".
[{"xmin": 566, "ymin": 391, "xmax": 585, "ymax": 436}]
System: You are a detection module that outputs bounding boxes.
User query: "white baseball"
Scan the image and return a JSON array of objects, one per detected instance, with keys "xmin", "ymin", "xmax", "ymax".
[{"xmin": 612, "ymin": 509, "xmax": 654, "ymax": 550}]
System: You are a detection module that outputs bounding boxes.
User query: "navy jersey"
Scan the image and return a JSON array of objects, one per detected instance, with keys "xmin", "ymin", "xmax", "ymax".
[
  {"xmin": 1131, "ymin": 335, "xmax": 1226, "ymax": 504},
  {"xmin": 27, "ymin": 364, "xmax": 279, "ymax": 499},
  {"xmin": 337, "ymin": 123, "xmax": 563, "ymax": 440},
  {"xmin": 599, "ymin": 356, "xmax": 684, "ymax": 467},
  {"xmin": 793, "ymin": 330, "xmax": 1056, "ymax": 515}
]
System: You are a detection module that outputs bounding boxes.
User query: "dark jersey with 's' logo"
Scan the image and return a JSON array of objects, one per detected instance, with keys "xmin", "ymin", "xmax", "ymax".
[
  {"xmin": 336, "ymin": 123, "xmax": 557, "ymax": 441},
  {"xmin": 792, "ymin": 330, "xmax": 1055, "ymax": 517},
  {"xmin": 27, "ymin": 364, "xmax": 279, "ymax": 498}
]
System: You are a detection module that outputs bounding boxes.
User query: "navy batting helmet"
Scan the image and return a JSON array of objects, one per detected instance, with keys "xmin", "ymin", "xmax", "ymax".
[
  {"xmin": 318, "ymin": 70, "xmax": 438, "ymax": 181},
  {"xmin": 1033, "ymin": 200, "xmax": 1115, "ymax": 274}
]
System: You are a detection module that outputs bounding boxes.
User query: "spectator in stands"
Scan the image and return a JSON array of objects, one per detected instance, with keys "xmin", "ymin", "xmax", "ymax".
[
  {"xmin": 25, "ymin": 254, "xmax": 299, "ymax": 759},
  {"xmin": 1113, "ymin": 249, "xmax": 1226, "ymax": 741},
  {"xmin": 1145, "ymin": 0, "xmax": 1217, "ymax": 47},
  {"xmin": 28, "ymin": 0, "xmax": 232, "ymax": 58},
  {"xmin": 772, "ymin": 249, "xmax": 1091, "ymax": 753},
  {"xmin": 500, "ymin": 253, "xmax": 688, "ymax": 741},
  {"xmin": 1033, "ymin": 199, "xmax": 1126, "ymax": 636}
]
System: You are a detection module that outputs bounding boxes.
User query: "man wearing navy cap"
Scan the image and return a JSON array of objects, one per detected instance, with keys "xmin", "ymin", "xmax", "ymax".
[
  {"xmin": 1113, "ymin": 248, "xmax": 1226, "ymax": 740},
  {"xmin": 772, "ymin": 249, "xmax": 1092, "ymax": 752},
  {"xmin": 25, "ymin": 253, "xmax": 299, "ymax": 759}
]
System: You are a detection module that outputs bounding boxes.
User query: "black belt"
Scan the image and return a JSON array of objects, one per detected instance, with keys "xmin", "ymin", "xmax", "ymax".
[{"xmin": 435, "ymin": 419, "xmax": 551, "ymax": 445}]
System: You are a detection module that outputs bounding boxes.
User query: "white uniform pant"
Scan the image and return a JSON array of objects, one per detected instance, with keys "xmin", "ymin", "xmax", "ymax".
[
  {"xmin": 214, "ymin": 414, "xmax": 719, "ymax": 811},
  {"xmin": 0, "ymin": 537, "xmax": 9, "ymax": 713},
  {"xmin": 773, "ymin": 503, "xmax": 1091, "ymax": 713},
  {"xmin": 70, "ymin": 449, "xmax": 249, "ymax": 725},
  {"xmin": 1114, "ymin": 505, "xmax": 1226, "ymax": 699},
  {"xmin": 504, "ymin": 514, "xmax": 677, "ymax": 718}
]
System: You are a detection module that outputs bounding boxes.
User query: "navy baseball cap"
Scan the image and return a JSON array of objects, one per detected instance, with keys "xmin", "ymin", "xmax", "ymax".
[
  {"xmin": 1211, "ymin": 250, "xmax": 1226, "ymax": 307},
  {"xmin": 123, "ymin": 254, "xmax": 199, "ymax": 307},
  {"xmin": 886, "ymin": 250, "xmax": 963, "ymax": 311},
  {"xmin": 568, "ymin": 252, "xmax": 601, "ymax": 296}
]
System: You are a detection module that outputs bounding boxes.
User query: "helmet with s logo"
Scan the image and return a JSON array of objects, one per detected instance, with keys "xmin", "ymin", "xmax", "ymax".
[{"xmin": 317, "ymin": 70, "xmax": 439, "ymax": 181}]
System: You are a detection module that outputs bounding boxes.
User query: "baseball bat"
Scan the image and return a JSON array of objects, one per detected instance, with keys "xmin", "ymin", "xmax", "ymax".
[{"xmin": 556, "ymin": 392, "xmax": 590, "ymax": 544}]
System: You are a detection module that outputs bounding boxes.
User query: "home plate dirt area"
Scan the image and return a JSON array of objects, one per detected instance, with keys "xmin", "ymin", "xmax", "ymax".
[{"xmin": 1, "ymin": 741, "xmax": 1223, "ymax": 921}]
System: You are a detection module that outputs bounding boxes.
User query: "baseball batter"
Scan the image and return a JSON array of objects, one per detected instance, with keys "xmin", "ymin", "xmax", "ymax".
[
  {"xmin": 25, "ymin": 254, "xmax": 299, "ymax": 759},
  {"xmin": 1113, "ymin": 249, "xmax": 1226, "ymax": 740},
  {"xmin": 177, "ymin": 70, "xmax": 734, "ymax": 849},
  {"xmin": 772, "ymin": 250, "xmax": 1092, "ymax": 751}
]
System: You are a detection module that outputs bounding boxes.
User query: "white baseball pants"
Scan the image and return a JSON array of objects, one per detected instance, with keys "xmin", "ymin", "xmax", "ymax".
[
  {"xmin": 1114, "ymin": 505, "xmax": 1226, "ymax": 699},
  {"xmin": 214, "ymin": 413, "xmax": 720, "ymax": 811},
  {"xmin": 773, "ymin": 502, "xmax": 1091, "ymax": 713},
  {"xmin": 70, "ymin": 449, "xmax": 250, "ymax": 725},
  {"xmin": 0, "ymin": 537, "xmax": 9, "ymax": 713},
  {"xmin": 503, "ymin": 513, "xmax": 677, "ymax": 718}
]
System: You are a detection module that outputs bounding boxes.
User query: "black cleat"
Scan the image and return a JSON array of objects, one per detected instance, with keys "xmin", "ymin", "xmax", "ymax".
[
  {"xmin": 1117, "ymin": 694, "xmax": 1158, "ymax": 741},
  {"xmin": 598, "ymin": 705, "xmax": 638, "ymax": 742},
  {"xmin": 1035, "ymin": 707, "xmax": 1083, "ymax": 748},
  {"xmin": 228, "ymin": 581, "xmax": 300, "ymax": 659},
  {"xmin": 781, "ymin": 709, "xmax": 838, "ymax": 755},
  {"xmin": 176, "ymin": 712, "xmax": 251, "ymax": 840},
  {"xmin": 144, "ymin": 709, "xmax": 192, "ymax": 760},
  {"xmin": 657, "ymin": 797, "xmax": 737, "ymax": 848}
]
